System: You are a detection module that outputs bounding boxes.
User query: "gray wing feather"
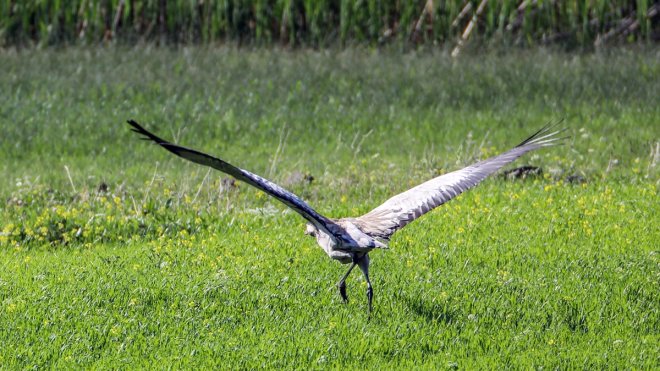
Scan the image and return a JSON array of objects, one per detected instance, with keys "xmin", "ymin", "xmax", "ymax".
[
  {"xmin": 356, "ymin": 125, "xmax": 565, "ymax": 239},
  {"xmin": 128, "ymin": 120, "xmax": 341, "ymax": 238}
]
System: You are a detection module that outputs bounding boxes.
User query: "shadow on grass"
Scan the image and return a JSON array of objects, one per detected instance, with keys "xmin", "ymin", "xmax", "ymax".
[{"xmin": 396, "ymin": 292, "xmax": 456, "ymax": 325}]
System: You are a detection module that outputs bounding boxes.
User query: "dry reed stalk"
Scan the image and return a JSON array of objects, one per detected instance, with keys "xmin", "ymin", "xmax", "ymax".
[{"xmin": 452, "ymin": 0, "xmax": 488, "ymax": 58}]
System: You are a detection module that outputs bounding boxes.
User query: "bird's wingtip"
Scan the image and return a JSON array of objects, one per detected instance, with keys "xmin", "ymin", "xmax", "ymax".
[
  {"xmin": 127, "ymin": 119, "xmax": 144, "ymax": 131},
  {"xmin": 518, "ymin": 119, "xmax": 568, "ymax": 148},
  {"xmin": 126, "ymin": 119, "xmax": 168, "ymax": 144}
]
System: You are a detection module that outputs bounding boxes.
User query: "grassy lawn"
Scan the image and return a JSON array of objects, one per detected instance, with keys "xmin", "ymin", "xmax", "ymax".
[{"xmin": 0, "ymin": 47, "xmax": 658, "ymax": 368}]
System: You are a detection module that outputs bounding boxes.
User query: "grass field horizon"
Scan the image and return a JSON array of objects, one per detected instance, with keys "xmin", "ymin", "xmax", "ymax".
[{"xmin": 1, "ymin": 47, "xmax": 658, "ymax": 368}]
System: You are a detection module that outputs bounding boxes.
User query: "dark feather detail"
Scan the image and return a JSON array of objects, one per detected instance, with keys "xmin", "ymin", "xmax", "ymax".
[{"xmin": 127, "ymin": 120, "xmax": 342, "ymax": 239}]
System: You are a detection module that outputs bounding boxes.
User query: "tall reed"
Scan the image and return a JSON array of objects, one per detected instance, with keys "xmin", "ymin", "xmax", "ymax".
[{"xmin": 0, "ymin": 0, "xmax": 656, "ymax": 47}]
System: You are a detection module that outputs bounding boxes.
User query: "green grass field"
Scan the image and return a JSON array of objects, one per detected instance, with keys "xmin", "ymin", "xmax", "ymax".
[{"xmin": 1, "ymin": 47, "xmax": 658, "ymax": 368}]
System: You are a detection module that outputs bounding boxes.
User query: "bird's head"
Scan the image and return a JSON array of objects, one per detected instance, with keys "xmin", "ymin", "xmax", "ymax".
[{"xmin": 304, "ymin": 223, "xmax": 317, "ymax": 238}]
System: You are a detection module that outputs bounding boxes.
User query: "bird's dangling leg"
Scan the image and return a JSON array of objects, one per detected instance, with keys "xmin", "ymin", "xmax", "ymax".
[
  {"xmin": 337, "ymin": 262, "xmax": 356, "ymax": 303},
  {"xmin": 357, "ymin": 255, "xmax": 373, "ymax": 314}
]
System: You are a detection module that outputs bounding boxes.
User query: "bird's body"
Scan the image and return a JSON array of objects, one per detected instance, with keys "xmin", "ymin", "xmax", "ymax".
[
  {"xmin": 128, "ymin": 120, "xmax": 565, "ymax": 313},
  {"xmin": 309, "ymin": 218, "xmax": 387, "ymax": 263}
]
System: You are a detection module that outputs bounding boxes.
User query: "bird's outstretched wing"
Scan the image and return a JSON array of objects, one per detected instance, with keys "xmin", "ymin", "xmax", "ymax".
[
  {"xmin": 355, "ymin": 124, "xmax": 566, "ymax": 240},
  {"xmin": 127, "ymin": 120, "xmax": 342, "ymax": 238}
]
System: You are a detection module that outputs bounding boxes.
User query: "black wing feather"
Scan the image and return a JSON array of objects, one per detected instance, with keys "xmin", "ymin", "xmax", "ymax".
[{"xmin": 127, "ymin": 120, "xmax": 341, "ymax": 238}]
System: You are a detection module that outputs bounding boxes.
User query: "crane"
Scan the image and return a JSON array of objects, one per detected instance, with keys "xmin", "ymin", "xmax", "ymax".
[{"xmin": 128, "ymin": 120, "xmax": 564, "ymax": 313}]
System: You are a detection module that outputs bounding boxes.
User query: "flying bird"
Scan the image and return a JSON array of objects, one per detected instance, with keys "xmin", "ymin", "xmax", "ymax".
[{"xmin": 128, "ymin": 120, "xmax": 564, "ymax": 313}]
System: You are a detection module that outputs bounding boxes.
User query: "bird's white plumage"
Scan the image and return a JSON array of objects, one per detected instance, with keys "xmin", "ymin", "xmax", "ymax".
[
  {"xmin": 355, "ymin": 127, "xmax": 563, "ymax": 239},
  {"xmin": 129, "ymin": 119, "xmax": 565, "ymax": 313},
  {"xmin": 129, "ymin": 119, "xmax": 563, "ymax": 257}
]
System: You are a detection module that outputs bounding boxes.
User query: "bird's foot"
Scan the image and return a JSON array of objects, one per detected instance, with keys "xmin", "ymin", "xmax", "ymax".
[
  {"xmin": 366, "ymin": 285, "xmax": 373, "ymax": 313},
  {"xmin": 338, "ymin": 281, "xmax": 348, "ymax": 303}
]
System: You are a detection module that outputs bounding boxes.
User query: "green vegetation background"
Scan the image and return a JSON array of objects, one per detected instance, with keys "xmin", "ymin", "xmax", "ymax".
[
  {"xmin": 1, "ymin": 1, "xmax": 658, "ymax": 47},
  {"xmin": 0, "ymin": 47, "xmax": 658, "ymax": 368}
]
